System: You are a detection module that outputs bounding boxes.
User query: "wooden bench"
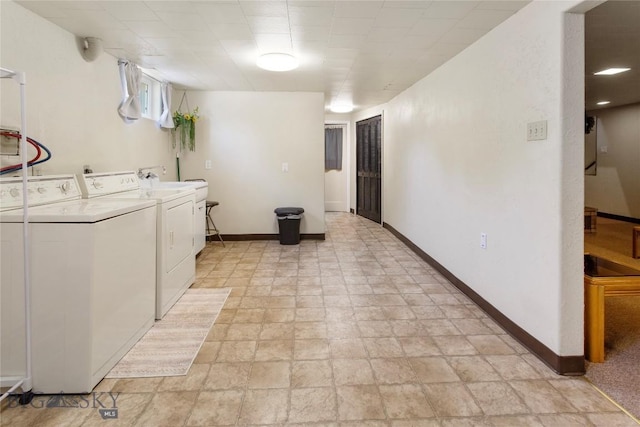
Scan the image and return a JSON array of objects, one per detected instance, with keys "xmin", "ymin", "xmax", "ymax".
[{"xmin": 584, "ymin": 255, "xmax": 640, "ymax": 362}]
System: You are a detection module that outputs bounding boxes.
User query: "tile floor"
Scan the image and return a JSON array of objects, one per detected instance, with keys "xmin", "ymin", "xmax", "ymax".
[{"xmin": 1, "ymin": 212, "xmax": 638, "ymax": 426}]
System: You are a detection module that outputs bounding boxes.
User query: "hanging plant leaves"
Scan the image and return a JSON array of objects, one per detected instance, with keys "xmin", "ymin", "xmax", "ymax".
[
  {"xmin": 171, "ymin": 107, "xmax": 199, "ymax": 151},
  {"xmin": 171, "ymin": 92, "xmax": 199, "ymax": 151}
]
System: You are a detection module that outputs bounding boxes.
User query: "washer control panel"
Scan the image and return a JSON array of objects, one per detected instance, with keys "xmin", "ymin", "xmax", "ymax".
[
  {"xmin": 78, "ymin": 171, "xmax": 140, "ymax": 198},
  {"xmin": 0, "ymin": 175, "xmax": 81, "ymax": 211}
]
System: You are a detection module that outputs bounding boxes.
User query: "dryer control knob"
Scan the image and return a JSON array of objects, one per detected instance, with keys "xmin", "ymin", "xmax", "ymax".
[
  {"xmin": 37, "ymin": 187, "xmax": 46, "ymax": 194},
  {"xmin": 92, "ymin": 180, "xmax": 103, "ymax": 189},
  {"xmin": 9, "ymin": 188, "xmax": 19, "ymax": 197},
  {"xmin": 60, "ymin": 181, "xmax": 70, "ymax": 194}
]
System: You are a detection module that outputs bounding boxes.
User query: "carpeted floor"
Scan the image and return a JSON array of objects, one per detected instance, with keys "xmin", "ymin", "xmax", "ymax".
[
  {"xmin": 106, "ymin": 287, "xmax": 230, "ymax": 378},
  {"xmin": 586, "ymin": 296, "xmax": 640, "ymax": 420},
  {"xmin": 584, "ymin": 217, "xmax": 640, "ymax": 420}
]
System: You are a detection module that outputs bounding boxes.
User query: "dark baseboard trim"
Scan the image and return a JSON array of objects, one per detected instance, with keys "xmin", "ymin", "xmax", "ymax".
[
  {"xmin": 302, "ymin": 234, "xmax": 326, "ymax": 241},
  {"xmin": 220, "ymin": 234, "xmax": 277, "ymax": 241},
  {"xmin": 597, "ymin": 211, "xmax": 640, "ymax": 224},
  {"xmin": 220, "ymin": 233, "xmax": 325, "ymax": 241},
  {"xmin": 383, "ymin": 222, "xmax": 585, "ymax": 376}
]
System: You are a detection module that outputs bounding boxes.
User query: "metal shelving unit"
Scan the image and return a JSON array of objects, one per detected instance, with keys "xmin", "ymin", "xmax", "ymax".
[{"xmin": 0, "ymin": 67, "xmax": 34, "ymax": 405}]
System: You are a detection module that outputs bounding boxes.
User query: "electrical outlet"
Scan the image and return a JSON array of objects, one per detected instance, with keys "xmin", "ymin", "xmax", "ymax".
[
  {"xmin": 282, "ymin": 162, "xmax": 289, "ymax": 172},
  {"xmin": 480, "ymin": 233, "xmax": 487, "ymax": 249},
  {"xmin": 527, "ymin": 120, "xmax": 547, "ymax": 141},
  {"xmin": 205, "ymin": 160, "xmax": 212, "ymax": 170}
]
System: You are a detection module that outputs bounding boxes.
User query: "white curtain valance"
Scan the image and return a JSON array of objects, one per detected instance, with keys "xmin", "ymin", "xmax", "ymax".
[
  {"xmin": 117, "ymin": 59, "xmax": 141, "ymax": 121},
  {"xmin": 158, "ymin": 82, "xmax": 174, "ymax": 129}
]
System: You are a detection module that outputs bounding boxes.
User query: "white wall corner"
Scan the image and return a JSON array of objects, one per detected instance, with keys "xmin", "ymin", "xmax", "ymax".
[{"xmin": 558, "ymin": 10, "xmax": 586, "ymax": 356}]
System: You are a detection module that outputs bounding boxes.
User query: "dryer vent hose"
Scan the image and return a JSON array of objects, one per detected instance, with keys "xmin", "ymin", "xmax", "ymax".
[{"xmin": 0, "ymin": 130, "xmax": 52, "ymax": 175}]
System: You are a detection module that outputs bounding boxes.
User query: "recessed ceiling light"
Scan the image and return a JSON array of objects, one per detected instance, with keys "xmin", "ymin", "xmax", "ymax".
[
  {"xmin": 330, "ymin": 103, "xmax": 354, "ymax": 113},
  {"xmin": 596, "ymin": 101, "xmax": 610, "ymax": 105},
  {"xmin": 256, "ymin": 53, "xmax": 298, "ymax": 72},
  {"xmin": 593, "ymin": 67, "xmax": 630, "ymax": 76}
]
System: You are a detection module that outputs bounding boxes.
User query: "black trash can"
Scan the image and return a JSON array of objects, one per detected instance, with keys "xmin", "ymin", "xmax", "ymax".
[{"xmin": 274, "ymin": 207, "xmax": 304, "ymax": 245}]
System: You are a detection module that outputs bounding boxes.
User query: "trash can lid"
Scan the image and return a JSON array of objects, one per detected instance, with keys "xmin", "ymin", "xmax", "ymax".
[{"xmin": 274, "ymin": 207, "xmax": 304, "ymax": 215}]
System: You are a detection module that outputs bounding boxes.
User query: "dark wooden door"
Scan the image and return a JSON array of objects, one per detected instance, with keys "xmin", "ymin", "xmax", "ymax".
[{"xmin": 356, "ymin": 115, "xmax": 382, "ymax": 223}]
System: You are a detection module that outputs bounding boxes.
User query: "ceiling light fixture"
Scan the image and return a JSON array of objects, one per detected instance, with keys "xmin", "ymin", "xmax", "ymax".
[
  {"xmin": 593, "ymin": 67, "xmax": 630, "ymax": 75},
  {"xmin": 330, "ymin": 103, "xmax": 354, "ymax": 113},
  {"xmin": 257, "ymin": 53, "xmax": 299, "ymax": 72},
  {"xmin": 596, "ymin": 101, "xmax": 610, "ymax": 105}
]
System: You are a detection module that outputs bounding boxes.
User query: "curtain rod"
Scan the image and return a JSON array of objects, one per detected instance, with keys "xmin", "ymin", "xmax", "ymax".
[
  {"xmin": 142, "ymin": 72, "xmax": 164, "ymax": 85},
  {"xmin": 117, "ymin": 59, "xmax": 166, "ymax": 84}
]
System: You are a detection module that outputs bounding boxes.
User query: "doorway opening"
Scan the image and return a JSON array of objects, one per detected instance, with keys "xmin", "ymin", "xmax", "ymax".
[
  {"xmin": 582, "ymin": 0, "xmax": 640, "ymax": 417},
  {"xmin": 324, "ymin": 123, "xmax": 349, "ymax": 212}
]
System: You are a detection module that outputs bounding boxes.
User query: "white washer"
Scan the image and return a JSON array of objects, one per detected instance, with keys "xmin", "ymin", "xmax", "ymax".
[
  {"xmin": 78, "ymin": 171, "xmax": 196, "ymax": 320},
  {"xmin": 0, "ymin": 175, "xmax": 157, "ymax": 394}
]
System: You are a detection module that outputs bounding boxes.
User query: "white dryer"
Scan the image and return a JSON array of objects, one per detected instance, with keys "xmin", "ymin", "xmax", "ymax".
[
  {"xmin": 0, "ymin": 175, "xmax": 156, "ymax": 393},
  {"xmin": 140, "ymin": 179, "xmax": 208, "ymax": 253},
  {"xmin": 78, "ymin": 171, "xmax": 196, "ymax": 320}
]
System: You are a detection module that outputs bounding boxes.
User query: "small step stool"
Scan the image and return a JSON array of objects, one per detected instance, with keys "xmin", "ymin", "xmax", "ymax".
[{"xmin": 206, "ymin": 201, "xmax": 225, "ymax": 247}]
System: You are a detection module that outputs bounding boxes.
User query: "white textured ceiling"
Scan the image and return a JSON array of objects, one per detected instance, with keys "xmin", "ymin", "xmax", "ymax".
[
  {"xmin": 16, "ymin": 0, "xmax": 530, "ymax": 111},
  {"xmin": 15, "ymin": 0, "xmax": 640, "ymax": 112},
  {"xmin": 585, "ymin": 0, "xmax": 640, "ymax": 111}
]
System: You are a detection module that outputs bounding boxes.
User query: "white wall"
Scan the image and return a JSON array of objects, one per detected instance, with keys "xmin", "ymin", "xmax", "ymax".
[
  {"xmin": 178, "ymin": 91, "xmax": 325, "ymax": 235},
  {"xmin": 0, "ymin": 1, "xmax": 174, "ymax": 177},
  {"xmin": 381, "ymin": 1, "xmax": 584, "ymax": 357},
  {"xmin": 585, "ymin": 103, "xmax": 640, "ymax": 218}
]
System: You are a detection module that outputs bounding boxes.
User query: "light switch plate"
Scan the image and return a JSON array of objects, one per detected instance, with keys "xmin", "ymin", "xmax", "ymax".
[{"xmin": 527, "ymin": 120, "xmax": 547, "ymax": 141}]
